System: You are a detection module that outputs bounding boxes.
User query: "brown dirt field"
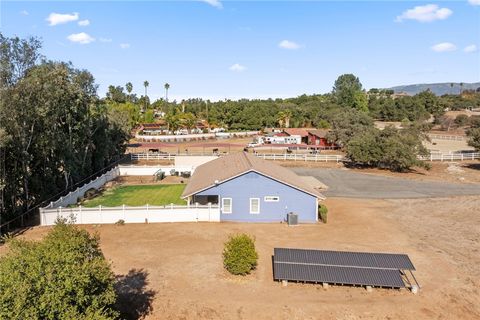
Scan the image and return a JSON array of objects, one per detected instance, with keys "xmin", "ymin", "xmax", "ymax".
[{"xmin": 2, "ymin": 197, "xmax": 479, "ymax": 319}]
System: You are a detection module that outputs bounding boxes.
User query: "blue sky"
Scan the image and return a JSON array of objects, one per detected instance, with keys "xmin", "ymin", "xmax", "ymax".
[{"xmin": 1, "ymin": 1, "xmax": 479, "ymax": 101}]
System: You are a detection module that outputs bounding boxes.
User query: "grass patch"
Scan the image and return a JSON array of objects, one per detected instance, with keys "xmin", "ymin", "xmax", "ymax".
[{"xmin": 83, "ymin": 185, "xmax": 186, "ymax": 207}]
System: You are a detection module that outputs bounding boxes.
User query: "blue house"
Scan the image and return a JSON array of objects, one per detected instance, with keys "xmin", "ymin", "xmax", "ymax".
[{"xmin": 181, "ymin": 152, "xmax": 325, "ymax": 223}]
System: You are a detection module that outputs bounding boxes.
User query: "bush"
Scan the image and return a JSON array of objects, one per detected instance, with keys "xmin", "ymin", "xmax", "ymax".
[
  {"xmin": 223, "ymin": 234, "xmax": 258, "ymax": 275},
  {"xmin": 319, "ymin": 205, "xmax": 328, "ymax": 223},
  {"xmin": 0, "ymin": 221, "xmax": 118, "ymax": 319},
  {"xmin": 115, "ymin": 219, "xmax": 125, "ymax": 225},
  {"xmin": 454, "ymin": 114, "xmax": 469, "ymax": 127}
]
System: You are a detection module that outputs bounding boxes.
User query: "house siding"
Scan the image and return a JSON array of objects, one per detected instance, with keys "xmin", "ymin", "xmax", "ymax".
[{"xmin": 195, "ymin": 171, "xmax": 318, "ymax": 223}]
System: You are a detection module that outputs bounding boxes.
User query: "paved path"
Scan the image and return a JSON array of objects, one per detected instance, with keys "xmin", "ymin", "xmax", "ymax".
[{"xmin": 292, "ymin": 168, "xmax": 480, "ymax": 199}]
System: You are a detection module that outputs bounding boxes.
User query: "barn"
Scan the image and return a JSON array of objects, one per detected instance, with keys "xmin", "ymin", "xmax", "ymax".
[
  {"xmin": 307, "ymin": 129, "xmax": 337, "ymax": 148},
  {"xmin": 181, "ymin": 152, "xmax": 325, "ymax": 223}
]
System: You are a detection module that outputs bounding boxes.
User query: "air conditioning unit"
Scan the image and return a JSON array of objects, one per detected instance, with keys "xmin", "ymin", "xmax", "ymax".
[{"xmin": 287, "ymin": 212, "xmax": 298, "ymax": 226}]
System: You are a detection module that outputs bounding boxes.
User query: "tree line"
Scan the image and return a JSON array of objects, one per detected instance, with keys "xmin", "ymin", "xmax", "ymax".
[{"xmin": 0, "ymin": 34, "xmax": 130, "ymax": 223}]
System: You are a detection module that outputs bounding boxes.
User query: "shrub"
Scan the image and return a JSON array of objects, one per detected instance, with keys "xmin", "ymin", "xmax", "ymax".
[
  {"xmin": 319, "ymin": 205, "xmax": 328, "ymax": 223},
  {"xmin": 115, "ymin": 219, "xmax": 125, "ymax": 225},
  {"xmin": 454, "ymin": 114, "xmax": 469, "ymax": 127},
  {"xmin": 0, "ymin": 221, "xmax": 118, "ymax": 319},
  {"xmin": 223, "ymin": 234, "xmax": 258, "ymax": 275}
]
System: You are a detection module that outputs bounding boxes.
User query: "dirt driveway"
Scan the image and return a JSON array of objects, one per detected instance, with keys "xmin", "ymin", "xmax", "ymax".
[
  {"xmin": 293, "ymin": 168, "xmax": 480, "ymax": 198},
  {"xmin": 2, "ymin": 196, "xmax": 479, "ymax": 319}
]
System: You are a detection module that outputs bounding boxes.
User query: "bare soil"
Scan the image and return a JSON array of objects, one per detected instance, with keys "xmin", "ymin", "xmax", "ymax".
[{"xmin": 2, "ymin": 197, "xmax": 479, "ymax": 319}]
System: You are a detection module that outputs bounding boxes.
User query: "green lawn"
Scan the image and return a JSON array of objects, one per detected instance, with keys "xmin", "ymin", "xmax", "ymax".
[{"xmin": 83, "ymin": 184, "xmax": 187, "ymax": 207}]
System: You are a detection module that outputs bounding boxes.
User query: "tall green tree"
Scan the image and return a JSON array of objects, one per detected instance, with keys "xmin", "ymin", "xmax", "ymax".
[
  {"xmin": 143, "ymin": 80, "xmax": 149, "ymax": 111},
  {"xmin": 0, "ymin": 221, "xmax": 118, "ymax": 319},
  {"xmin": 0, "ymin": 34, "xmax": 130, "ymax": 221},
  {"xmin": 332, "ymin": 74, "xmax": 363, "ymax": 108},
  {"xmin": 164, "ymin": 82, "xmax": 170, "ymax": 102}
]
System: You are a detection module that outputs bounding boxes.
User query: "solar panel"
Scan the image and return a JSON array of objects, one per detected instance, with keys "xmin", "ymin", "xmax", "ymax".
[
  {"xmin": 273, "ymin": 262, "xmax": 406, "ymax": 288},
  {"xmin": 274, "ymin": 248, "xmax": 415, "ymax": 270},
  {"xmin": 273, "ymin": 248, "xmax": 417, "ymax": 289}
]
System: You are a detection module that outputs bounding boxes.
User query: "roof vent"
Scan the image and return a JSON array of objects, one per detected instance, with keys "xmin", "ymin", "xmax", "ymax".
[{"xmin": 214, "ymin": 180, "xmax": 219, "ymax": 185}]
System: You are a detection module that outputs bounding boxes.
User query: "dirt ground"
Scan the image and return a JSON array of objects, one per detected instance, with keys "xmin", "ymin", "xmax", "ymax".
[{"xmin": 2, "ymin": 197, "xmax": 479, "ymax": 319}]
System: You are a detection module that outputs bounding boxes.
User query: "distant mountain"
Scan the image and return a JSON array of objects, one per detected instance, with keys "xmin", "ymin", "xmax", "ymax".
[{"xmin": 387, "ymin": 82, "xmax": 480, "ymax": 96}]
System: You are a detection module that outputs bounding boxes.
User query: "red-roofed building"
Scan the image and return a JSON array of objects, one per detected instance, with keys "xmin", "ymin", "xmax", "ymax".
[
  {"xmin": 282, "ymin": 128, "xmax": 313, "ymax": 144},
  {"xmin": 307, "ymin": 129, "xmax": 337, "ymax": 148}
]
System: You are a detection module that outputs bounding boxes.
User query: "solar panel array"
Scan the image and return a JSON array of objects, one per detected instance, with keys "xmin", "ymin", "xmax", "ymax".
[{"xmin": 273, "ymin": 248, "xmax": 416, "ymax": 289}]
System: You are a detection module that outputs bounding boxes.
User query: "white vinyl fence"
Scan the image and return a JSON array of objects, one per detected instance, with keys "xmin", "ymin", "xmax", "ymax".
[
  {"xmin": 255, "ymin": 153, "xmax": 344, "ymax": 162},
  {"xmin": 132, "ymin": 152, "xmax": 480, "ymax": 163},
  {"xmin": 44, "ymin": 168, "xmax": 120, "ymax": 209},
  {"xmin": 118, "ymin": 165, "xmax": 193, "ymax": 176},
  {"xmin": 135, "ymin": 131, "xmax": 259, "ymax": 142},
  {"xmin": 40, "ymin": 204, "xmax": 220, "ymax": 226},
  {"xmin": 419, "ymin": 152, "xmax": 480, "ymax": 161},
  {"xmin": 428, "ymin": 134, "xmax": 466, "ymax": 141},
  {"xmin": 131, "ymin": 153, "xmax": 345, "ymax": 162}
]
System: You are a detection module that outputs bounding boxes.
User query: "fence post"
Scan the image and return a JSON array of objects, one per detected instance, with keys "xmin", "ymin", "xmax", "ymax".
[
  {"xmin": 123, "ymin": 204, "xmax": 126, "ymax": 221},
  {"xmin": 196, "ymin": 202, "xmax": 199, "ymax": 222},
  {"xmin": 99, "ymin": 205, "xmax": 102, "ymax": 224},
  {"xmin": 79, "ymin": 205, "xmax": 82, "ymax": 224},
  {"xmin": 208, "ymin": 202, "xmax": 211, "ymax": 222}
]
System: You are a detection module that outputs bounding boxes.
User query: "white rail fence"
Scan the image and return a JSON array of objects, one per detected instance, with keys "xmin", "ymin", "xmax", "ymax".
[
  {"xmin": 428, "ymin": 134, "xmax": 466, "ymax": 141},
  {"xmin": 44, "ymin": 168, "xmax": 120, "ymax": 209},
  {"xmin": 118, "ymin": 165, "xmax": 193, "ymax": 176},
  {"xmin": 40, "ymin": 204, "xmax": 220, "ymax": 226},
  {"xmin": 419, "ymin": 152, "xmax": 480, "ymax": 161},
  {"xmin": 136, "ymin": 131, "xmax": 258, "ymax": 142},
  {"xmin": 131, "ymin": 152, "xmax": 480, "ymax": 162},
  {"xmin": 255, "ymin": 153, "xmax": 344, "ymax": 162},
  {"xmin": 131, "ymin": 153, "xmax": 345, "ymax": 162}
]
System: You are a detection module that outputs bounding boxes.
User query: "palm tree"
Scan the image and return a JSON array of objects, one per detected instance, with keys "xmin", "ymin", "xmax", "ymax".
[
  {"xmin": 460, "ymin": 82, "xmax": 464, "ymax": 95},
  {"xmin": 125, "ymin": 82, "xmax": 133, "ymax": 102},
  {"xmin": 283, "ymin": 109, "xmax": 292, "ymax": 128},
  {"xmin": 143, "ymin": 80, "xmax": 149, "ymax": 112},
  {"xmin": 126, "ymin": 82, "xmax": 133, "ymax": 94},
  {"xmin": 164, "ymin": 83, "xmax": 170, "ymax": 102},
  {"xmin": 450, "ymin": 83, "xmax": 454, "ymax": 95}
]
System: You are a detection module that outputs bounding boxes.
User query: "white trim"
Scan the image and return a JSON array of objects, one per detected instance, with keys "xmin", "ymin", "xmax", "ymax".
[
  {"xmin": 222, "ymin": 197, "xmax": 232, "ymax": 214},
  {"xmin": 264, "ymin": 196, "xmax": 280, "ymax": 202},
  {"xmin": 250, "ymin": 198, "xmax": 260, "ymax": 214},
  {"xmin": 182, "ymin": 169, "xmax": 325, "ymax": 200}
]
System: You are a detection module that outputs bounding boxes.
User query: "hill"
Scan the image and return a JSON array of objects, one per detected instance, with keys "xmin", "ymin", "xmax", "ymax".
[{"xmin": 388, "ymin": 82, "xmax": 480, "ymax": 96}]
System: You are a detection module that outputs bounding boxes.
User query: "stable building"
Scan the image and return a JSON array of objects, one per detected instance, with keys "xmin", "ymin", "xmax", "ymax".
[{"xmin": 181, "ymin": 152, "xmax": 325, "ymax": 223}]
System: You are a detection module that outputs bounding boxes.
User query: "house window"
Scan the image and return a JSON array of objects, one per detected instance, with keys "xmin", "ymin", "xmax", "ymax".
[
  {"xmin": 222, "ymin": 198, "xmax": 232, "ymax": 214},
  {"xmin": 264, "ymin": 196, "xmax": 280, "ymax": 202},
  {"xmin": 250, "ymin": 198, "xmax": 260, "ymax": 214}
]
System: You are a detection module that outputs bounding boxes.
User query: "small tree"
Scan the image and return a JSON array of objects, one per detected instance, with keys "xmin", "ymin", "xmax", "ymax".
[
  {"xmin": 0, "ymin": 221, "xmax": 118, "ymax": 319},
  {"xmin": 223, "ymin": 234, "xmax": 258, "ymax": 275},
  {"xmin": 454, "ymin": 114, "xmax": 469, "ymax": 127},
  {"xmin": 467, "ymin": 128, "xmax": 480, "ymax": 151}
]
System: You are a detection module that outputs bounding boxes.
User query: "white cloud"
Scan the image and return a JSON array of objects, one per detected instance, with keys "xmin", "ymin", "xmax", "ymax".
[
  {"xmin": 396, "ymin": 4, "xmax": 452, "ymax": 23},
  {"xmin": 468, "ymin": 0, "xmax": 480, "ymax": 6},
  {"xmin": 229, "ymin": 63, "xmax": 246, "ymax": 72},
  {"xmin": 46, "ymin": 12, "xmax": 79, "ymax": 26},
  {"xmin": 201, "ymin": 0, "xmax": 223, "ymax": 9},
  {"xmin": 278, "ymin": 40, "xmax": 301, "ymax": 50},
  {"xmin": 120, "ymin": 43, "xmax": 130, "ymax": 49},
  {"xmin": 464, "ymin": 44, "xmax": 478, "ymax": 53},
  {"xmin": 78, "ymin": 19, "xmax": 90, "ymax": 26},
  {"xmin": 67, "ymin": 32, "xmax": 95, "ymax": 44},
  {"xmin": 99, "ymin": 38, "xmax": 112, "ymax": 43},
  {"xmin": 431, "ymin": 42, "xmax": 457, "ymax": 52},
  {"xmin": 20, "ymin": 10, "xmax": 29, "ymax": 16}
]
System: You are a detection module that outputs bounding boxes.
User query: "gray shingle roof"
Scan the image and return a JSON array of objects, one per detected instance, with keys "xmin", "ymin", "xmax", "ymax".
[{"xmin": 181, "ymin": 152, "xmax": 325, "ymax": 199}]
